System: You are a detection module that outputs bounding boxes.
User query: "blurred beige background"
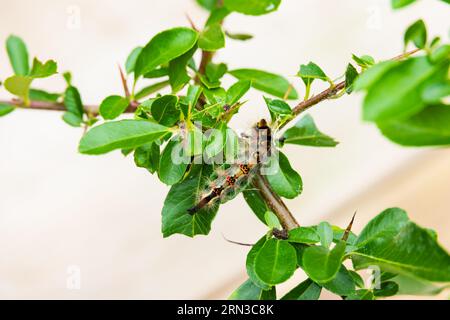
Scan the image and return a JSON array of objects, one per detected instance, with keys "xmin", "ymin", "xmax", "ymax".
[{"xmin": 0, "ymin": 0, "xmax": 449, "ymax": 299}]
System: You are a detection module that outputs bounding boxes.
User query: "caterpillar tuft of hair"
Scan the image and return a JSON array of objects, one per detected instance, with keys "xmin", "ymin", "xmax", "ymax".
[{"xmin": 187, "ymin": 119, "xmax": 272, "ymax": 215}]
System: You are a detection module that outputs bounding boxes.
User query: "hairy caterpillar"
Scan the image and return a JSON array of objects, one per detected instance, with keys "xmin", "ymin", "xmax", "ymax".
[{"xmin": 188, "ymin": 119, "xmax": 272, "ymax": 214}]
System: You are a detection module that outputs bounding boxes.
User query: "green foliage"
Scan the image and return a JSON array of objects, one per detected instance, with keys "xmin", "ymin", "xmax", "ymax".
[
  {"xmin": 302, "ymin": 241, "xmax": 346, "ymax": 284},
  {"xmin": 404, "ymin": 19, "xmax": 427, "ymax": 49},
  {"xmin": 288, "ymin": 226, "xmax": 320, "ymax": 244},
  {"xmin": 125, "ymin": 47, "xmax": 143, "ymax": 74},
  {"xmin": 223, "ymin": 0, "xmax": 281, "ymax": 16},
  {"xmin": 158, "ymin": 137, "xmax": 189, "ymax": 185},
  {"xmin": 135, "ymin": 27, "xmax": 198, "ymax": 77},
  {"xmin": 351, "ymin": 208, "xmax": 450, "ymax": 282},
  {"xmin": 361, "ymin": 57, "xmax": 447, "ymax": 121},
  {"xmin": 0, "ymin": 103, "xmax": 15, "ymax": 117},
  {"xmin": 229, "ymin": 279, "xmax": 276, "ymax": 300},
  {"xmin": 2, "ymin": 0, "xmax": 450, "ymax": 301},
  {"xmin": 281, "ymin": 278, "xmax": 321, "ymax": 300},
  {"xmin": 254, "ymin": 238, "xmax": 297, "ymax": 285},
  {"xmin": 29, "ymin": 58, "xmax": 57, "ymax": 78},
  {"xmin": 391, "ymin": 0, "xmax": 417, "ymax": 9},
  {"xmin": 151, "ymin": 95, "xmax": 180, "ymax": 127},
  {"xmin": 79, "ymin": 120, "xmax": 170, "ymax": 155},
  {"xmin": 198, "ymin": 24, "xmax": 225, "ymax": 51},
  {"xmin": 281, "ymin": 114, "xmax": 338, "ymax": 147},
  {"xmin": 266, "ymin": 152, "xmax": 302, "ymax": 199},
  {"xmin": 229, "ymin": 68, "xmax": 298, "ymax": 100},
  {"xmin": 297, "ymin": 61, "xmax": 329, "ymax": 99},
  {"xmin": 99, "ymin": 95, "xmax": 129, "ymax": 120},
  {"xmin": 161, "ymin": 163, "xmax": 218, "ymax": 237},
  {"xmin": 6, "ymin": 35, "xmax": 29, "ymax": 76},
  {"xmin": 377, "ymin": 105, "xmax": 450, "ymax": 146},
  {"xmin": 63, "ymin": 86, "xmax": 84, "ymax": 126}
]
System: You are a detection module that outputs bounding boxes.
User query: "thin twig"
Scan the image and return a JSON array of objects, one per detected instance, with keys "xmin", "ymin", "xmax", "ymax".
[
  {"xmin": 252, "ymin": 173, "xmax": 300, "ymax": 231},
  {"xmin": 0, "ymin": 99, "xmax": 139, "ymax": 116},
  {"xmin": 280, "ymin": 48, "xmax": 421, "ymax": 130}
]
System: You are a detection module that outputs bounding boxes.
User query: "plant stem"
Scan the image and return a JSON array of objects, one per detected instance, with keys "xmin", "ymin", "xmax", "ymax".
[
  {"xmin": 0, "ymin": 99, "xmax": 139, "ymax": 116},
  {"xmin": 279, "ymin": 48, "xmax": 421, "ymax": 130},
  {"xmin": 252, "ymin": 173, "xmax": 300, "ymax": 231}
]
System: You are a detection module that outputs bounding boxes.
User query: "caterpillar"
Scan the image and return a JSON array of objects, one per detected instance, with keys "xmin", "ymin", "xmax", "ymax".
[{"xmin": 188, "ymin": 119, "xmax": 272, "ymax": 214}]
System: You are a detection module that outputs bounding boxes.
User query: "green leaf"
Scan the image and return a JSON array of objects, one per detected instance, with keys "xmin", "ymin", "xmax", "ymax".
[
  {"xmin": 143, "ymin": 67, "xmax": 169, "ymax": 79},
  {"xmin": 254, "ymin": 238, "xmax": 297, "ymax": 285},
  {"xmin": 345, "ymin": 289, "xmax": 375, "ymax": 300},
  {"xmin": 0, "ymin": 103, "xmax": 15, "ymax": 117},
  {"xmin": 135, "ymin": 27, "xmax": 198, "ymax": 77},
  {"xmin": 246, "ymin": 236, "xmax": 271, "ymax": 290},
  {"xmin": 302, "ymin": 241, "xmax": 346, "ymax": 284},
  {"xmin": 99, "ymin": 95, "xmax": 129, "ymax": 120},
  {"xmin": 352, "ymin": 54, "xmax": 375, "ymax": 69},
  {"xmin": 394, "ymin": 274, "xmax": 450, "ymax": 296},
  {"xmin": 205, "ymin": 62, "xmax": 228, "ymax": 83},
  {"xmin": 168, "ymin": 45, "xmax": 196, "ymax": 93},
  {"xmin": 362, "ymin": 57, "xmax": 448, "ymax": 122},
  {"xmin": 62, "ymin": 71, "xmax": 72, "ymax": 86},
  {"xmin": 281, "ymin": 278, "xmax": 321, "ymax": 300},
  {"xmin": 62, "ymin": 112, "xmax": 82, "ymax": 127},
  {"xmin": 373, "ymin": 281, "xmax": 399, "ymax": 297},
  {"xmin": 229, "ymin": 279, "xmax": 276, "ymax": 300},
  {"xmin": 6, "ymin": 35, "xmax": 29, "ymax": 76},
  {"xmin": 422, "ymin": 82, "xmax": 450, "ymax": 104},
  {"xmin": 288, "ymin": 226, "xmax": 320, "ymax": 244},
  {"xmin": 404, "ymin": 19, "xmax": 427, "ymax": 49},
  {"xmin": 158, "ymin": 137, "xmax": 190, "ymax": 185},
  {"xmin": 125, "ymin": 46, "xmax": 143, "ymax": 74},
  {"xmin": 227, "ymin": 80, "xmax": 251, "ymax": 105},
  {"xmin": 242, "ymin": 189, "xmax": 270, "ymax": 225},
  {"xmin": 205, "ymin": 7, "xmax": 230, "ymax": 26},
  {"xmin": 345, "ymin": 63, "xmax": 358, "ymax": 94},
  {"xmin": 281, "ymin": 114, "xmax": 338, "ymax": 147},
  {"xmin": 161, "ymin": 163, "xmax": 219, "ymax": 237},
  {"xmin": 229, "ymin": 68, "xmax": 298, "ymax": 100},
  {"xmin": 353, "ymin": 60, "xmax": 398, "ymax": 92},
  {"xmin": 4, "ymin": 75, "xmax": 32, "ymax": 102},
  {"xmin": 186, "ymin": 85, "xmax": 203, "ymax": 113},
  {"xmin": 297, "ymin": 61, "xmax": 328, "ymax": 87},
  {"xmin": 351, "ymin": 208, "xmax": 450, "ymax": 282},
  {"xmin": 198, "ymin": 24, "xmax": 225, "ymax": 52},
  {"xmin": 225, "ymin": 31, "xmax": 253, "ymax": 41},
  {"xmin": 430, "ymin": 44, "xmax": 450, "ymax": 63},
  {"xmin": 29, "ymin": 89, "xmax": 60, "ymax": 102},
  {"xmin": 134, "ymin": 80, "xmax": 170, "ymax": 100},
  {"xmin": 151, "ymin": 95, "xmax": 180, "ymax": 127},
  {"xmin": 64, "ymin": 86, "xmax": 84, "ymax": 118},
  {"xmin": 266, "ymin": 152, "xmax": 302, "ymax": 199},
  {"xmin": 391, "ymin": 0, "xmax": 417, "ymax": 9},
  {"xmin": 322, "ymin": 265, "xmax": 356, "ymax": 296},
  {"xmin": 196, "ymin": 0, "xmax": 218, "ymax": 11},
  {"xmin": 223, "ymin": 0, "xmax": 281, "ymax": 16},
  {"xmin": 263, "ymin": 97, "xmax": 292, "ymax": 121},
  {"xmin": 29, "ymin": 58, "xmax": 58, "ymax": 78},
  {"xmin": 134, "ymin": 142, "xmax": 160, "ymax": 174},
  {"xmin": 348, "ymin": 270, "xmax": 365, "ymax": 288},
  {"xmin": 355, "ymin": 208, "xmax": 409, "ymax": 247},
  {"xmin": 79, "ymin": 119, "xmax": 170, "ymax": 155},
  {"xmin": 332, "ymin": 225, "xmax": 357, "ymax": 246},
  {"xmin": 264, "ymin": 211, "xmax": 281, "ymax": 230},
  {"xmin": 377, "ymin": 105, "xmax": 450, "ymax": 146},
  {"xmin": 317, "ymin": 222, "xmax": 333, "ymax": 248},
  {"xmin": 204, "ymin": 122, "xmax": 227, "ymax": 158}
]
